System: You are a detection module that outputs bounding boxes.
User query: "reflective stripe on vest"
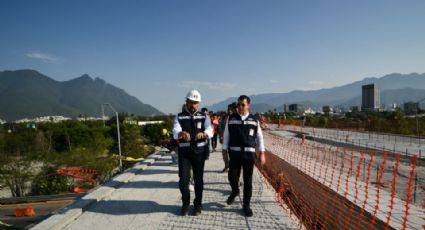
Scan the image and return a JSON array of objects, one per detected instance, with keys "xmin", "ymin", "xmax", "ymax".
[
  {"xmin": 228, "ymin": 120, "xmax": 242, "ymax": 125},
  {"xmin": 243, "ymin": 120, "xmax": 258, "ymax": 126},
  {"xmin": 179, "ymin": 142, "xmax": 206, "ymax": 148},
  {"xmin": 228, "ymin": 120, "xmax": 257, "ymax": 126},
  {"xmin": 179, "ymin": 142, "xmax": 190, "ymax": 147},
  {"xmin": 178, "ymin": 116, "xmax": 191, "ymax": 120},
  {"xmin": 197, "ymin": 142, "xmax": 206, "ymax": 147},
  {"xmin": 229, "ymin": 146, "xmax": 256, "ymax": 153}
]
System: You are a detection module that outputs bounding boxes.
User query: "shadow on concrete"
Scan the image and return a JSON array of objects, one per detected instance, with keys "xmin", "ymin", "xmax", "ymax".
[
  {"xmin": 135, "ymin": 169, "xmax": 177, "ymax": 175},
  {"xmin": 202, "ymin": 202, "xmax": 244, "ymax": 215},
  {"xmin": 84, "ymin": 200, "xmax": 243, "ymax": 216},
  {"xmin": 85, "ymin": 200, "xmax": 180, "ymax": 215},
  {"xmin": 204, "ymin": 181, "xmax": 230, "ymax": 186},
  {"xmin": 204, "ymin": 169, "xmax": 223, "ymax": 173},
  {"xmin": 151, "ymin": 162, "xmax": 177, "ymax": 167},
  {"xmin": 203, "ymin": 187, "xmax": 229, "ymax": 196},
  {"xmin": 120, "ymin": 180, "xmax": 179, "ymax": 189}
]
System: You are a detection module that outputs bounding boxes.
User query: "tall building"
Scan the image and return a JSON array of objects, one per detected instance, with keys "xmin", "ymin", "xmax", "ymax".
[
  {"xmin": 350, "ymin": 106, "xmax": 360, "ymax": 112},
  {"xmin": 403, "ymin": 102, "xmax": 419, "ymax": 115},
  {"xmin": 361, "ymin": 84, "xmax": 380, "ymax": 112},
  {"xmin": 322, "ymin": 105, "xmax": 331, "ymax": 114},
  {"xmin": 288, "ymin": 104, "xmax": 305, "ymax": 115}
]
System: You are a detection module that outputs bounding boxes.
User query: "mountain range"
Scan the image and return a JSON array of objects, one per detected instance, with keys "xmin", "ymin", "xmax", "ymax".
[
  {"xmin": 209, "ymin": 73, "xmax": 425, "ymax": 112},
  {"xmin": 0, "ymin": 70, "xmax": 162, "ymax": 121}
]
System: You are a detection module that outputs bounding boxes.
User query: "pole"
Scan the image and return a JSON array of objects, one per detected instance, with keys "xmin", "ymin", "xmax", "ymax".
[
  {"xmin": 102, "ymin": 105, "xmax": 105, "ymax": 128},
  {"xmin": 416, "ymin": 106, "xmax": 420, "ymax": 146},
  {"xmin": 413, "ymin": 172, "xmax": 417, "ymax": 203},
  {"xmin": 104, "ymin": 103, "xmax": 123, "ymax": 172},
  {"xmin": 116, "ymin": 111, "xmax": 122, "ymax": 172}
]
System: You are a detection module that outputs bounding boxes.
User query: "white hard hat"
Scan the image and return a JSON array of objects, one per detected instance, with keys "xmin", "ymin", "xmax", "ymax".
[{"xmin": 186, "ymin": 89, "xmax": 201, "ymax": 102}]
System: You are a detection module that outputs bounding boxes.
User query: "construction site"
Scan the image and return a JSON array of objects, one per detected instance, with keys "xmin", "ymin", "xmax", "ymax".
[{"xmin": 1, "ymin": 123, "xmax": 424, "ymax": 229}]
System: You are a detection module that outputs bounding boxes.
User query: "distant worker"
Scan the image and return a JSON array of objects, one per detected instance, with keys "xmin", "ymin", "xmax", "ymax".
[
  {"xmin": 211, "ymin": 113, "xmax": 219, "ymax": 152},
  {"xmin": 222, "ymin": 95, "xmax": 265, "ymax": 217},
  {"xmin": 218, "ymin": 102, "xmax": 237, "ymax": 173},
  {"xmin": 201, "ymin": 107, "xmax": 212, "ymax": 157},
  {"xmin": 173, "ymin": 90, "xmax": 213, "ymax": 216}
]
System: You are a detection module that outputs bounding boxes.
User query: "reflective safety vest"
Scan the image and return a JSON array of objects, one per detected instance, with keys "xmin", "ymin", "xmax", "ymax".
[
  {"xmin": 177, "ymin": 111, "xmax": 208, "ymax": 154},
  {"xmin": 228, "ymin": 113, "xmax": 258, "ymax": 159}
]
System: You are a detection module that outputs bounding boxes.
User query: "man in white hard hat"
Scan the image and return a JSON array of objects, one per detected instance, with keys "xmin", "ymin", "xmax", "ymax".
[{"xmin": 172, "ymin": 90, "xmax": 213, "ymax": 216}]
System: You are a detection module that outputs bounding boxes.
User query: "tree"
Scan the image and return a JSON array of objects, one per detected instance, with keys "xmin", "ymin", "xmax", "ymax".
[
  {"xmin": 0, "ymin": 153, "xmax": 35, "ymax": 197},
  {"xmin": 31, "ymin": 165, "xmax": 69, "ymax": 195},
  {"xmin": 121, "ymin": 124, "xmax": 148, "ymax": 158}
]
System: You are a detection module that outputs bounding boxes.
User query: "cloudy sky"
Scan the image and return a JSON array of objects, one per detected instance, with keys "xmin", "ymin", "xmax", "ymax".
[{"xmin": 1, "ymin": 0, "xmax": 425, "ymax": 113}]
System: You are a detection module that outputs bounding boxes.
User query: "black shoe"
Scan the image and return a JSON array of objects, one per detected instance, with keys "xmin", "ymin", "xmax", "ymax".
[
  {"xmin": 193, "ymin": 205, "xmax": 202, "ymax": 216},
  {"xmin": 226, "ymin": 192, "xmax": 239, "ymax": 205},
  {"xmin": 243, "ymin": 205, "xmax": 253, "ymax": 217},
  {"xmin": 180, "ymin": 205, "xmax": 189, "ymax": 216}
]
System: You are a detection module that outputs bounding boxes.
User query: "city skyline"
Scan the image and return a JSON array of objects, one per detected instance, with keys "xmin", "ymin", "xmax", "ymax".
[{"xmin": 1, "ymin": 0, "xmax": 425, "ymax": 113}]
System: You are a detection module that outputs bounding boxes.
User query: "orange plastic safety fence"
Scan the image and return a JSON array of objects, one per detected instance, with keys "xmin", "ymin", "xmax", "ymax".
[{"xmin": 259, "ymin": 128, "xmax": 424, "ymax": 230}]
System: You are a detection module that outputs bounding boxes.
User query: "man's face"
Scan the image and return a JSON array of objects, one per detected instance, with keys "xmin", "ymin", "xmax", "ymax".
[
  {"xmin": 238, "ymin": 99, "xmax": 250, "ymax": 114},
  {"xmin": 186, "ymin": 99, "xmax": 199, "ymax": 113}
]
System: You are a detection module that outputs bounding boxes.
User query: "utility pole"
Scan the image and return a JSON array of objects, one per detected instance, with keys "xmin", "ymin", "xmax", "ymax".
[
  {"xmin": 103, "ymin": 103, "xmax": 122, "ymax": 172},
  {"xmin": 415, "ymin": 98, "xmax": 425, "ymax": 147},
  {"xmin": 102, "ymin": 105, "xmax": 105, "ymax": 128}
]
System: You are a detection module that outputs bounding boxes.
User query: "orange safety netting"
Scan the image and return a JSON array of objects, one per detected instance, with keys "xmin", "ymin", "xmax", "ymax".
[
  {"xmin": 256, "ymin": 126, "xmax": 424, "ymax": 230},
  {"xmin": 56, "ymin": 168, "xmax": 97, "ymax": 184}
]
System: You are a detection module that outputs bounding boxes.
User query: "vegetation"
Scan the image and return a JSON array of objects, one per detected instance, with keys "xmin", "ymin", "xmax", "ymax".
[
  {"xmin": 263, "ymin": 109, "xmax": 425, "ymax": 136},
  {"xmin": 0, "ymin": 114, "xmax": 172, "ymax": 197}
]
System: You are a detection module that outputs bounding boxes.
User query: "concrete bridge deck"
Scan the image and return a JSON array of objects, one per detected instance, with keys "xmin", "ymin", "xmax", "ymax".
[{"xmin": 31, "ymin": 149, "xmax": 298, "ymax": 230}]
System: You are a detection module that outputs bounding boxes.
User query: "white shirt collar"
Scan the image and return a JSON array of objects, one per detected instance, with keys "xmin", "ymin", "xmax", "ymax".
[{"xmin": 238, "ymin": 112, "xmax": 250, "ymax": 120}]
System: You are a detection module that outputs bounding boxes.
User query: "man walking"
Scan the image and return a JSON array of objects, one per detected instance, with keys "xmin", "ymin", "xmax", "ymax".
[
  {"xmin": 218, "ymin": 103, "xmax": 237, "ymax": 173},
  {"xmin": 173, "ymin": 90, "xmax": 213, "ymax": 216},
  {"xmin": 222, "ymin": 95, "xmax": 265, "ymax": 217}
]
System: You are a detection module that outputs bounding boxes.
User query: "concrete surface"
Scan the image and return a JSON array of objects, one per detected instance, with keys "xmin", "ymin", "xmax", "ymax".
[{"xmin": 31, "ymin": 148, "xmax": 298, "ymax": 230}]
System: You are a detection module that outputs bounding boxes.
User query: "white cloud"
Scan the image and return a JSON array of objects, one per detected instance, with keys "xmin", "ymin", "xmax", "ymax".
[
  {"xmin": 178, "ymin": 80, "xmax": 235, "ymax": 90},
  {"xmin": 26, "ymin": 52, "xmax": 59, "ymax": 63},
  {"xmin": 307, "ymin": 80, "xmax": 324, "ymax": 85},
  {"xmin": 269, "ymin": 79, "xmax": 278, "ymax": 83}
]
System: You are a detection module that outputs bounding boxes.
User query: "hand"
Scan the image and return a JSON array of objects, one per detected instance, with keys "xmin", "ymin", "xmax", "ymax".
[
  {"xmin": 259, "ymin": 151, "xmax": 266, "ymax": 168},
  {"xmin": 195, "ymin": 131, "xmax": 207, "ymax": 141},
  {"xmin": 222, "ymin": 149, "xmax": 228, "ymax": 155},
  {"xmin": 179, "ymin": 131, "xmax": 191, "ymax": 141}
]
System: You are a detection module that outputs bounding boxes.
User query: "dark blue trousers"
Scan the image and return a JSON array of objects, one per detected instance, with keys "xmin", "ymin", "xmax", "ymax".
[{"xmin": 178, "ymin": 152, "xmax": 206, "ymax": 206}]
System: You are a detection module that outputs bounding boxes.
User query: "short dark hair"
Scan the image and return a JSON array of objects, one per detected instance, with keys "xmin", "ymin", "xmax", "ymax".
[
  {"xmin": 228, "ymin": 102, "xmax": 238, "ymax": 109},
  {"xmin": 238, "ymin": 95, "xmax": 250, "ymax": 104},
  {"xmin": 201, "ymin": 107, "xmax": 208, "ymax": 113}
]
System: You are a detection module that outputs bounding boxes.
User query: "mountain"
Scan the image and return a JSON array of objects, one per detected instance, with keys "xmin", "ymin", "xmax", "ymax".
[
  {"xmin": 209, "ymin": 73, "xmax": 425, "ymax": 112},
  {"xmin": 0, "ymin": 70, "xmax": 162, "ymax": 121}
]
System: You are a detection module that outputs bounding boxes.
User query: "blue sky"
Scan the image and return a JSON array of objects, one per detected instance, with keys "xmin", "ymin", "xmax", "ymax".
[{"xmin": 1, "ymin": 0, "xmax": 425, "ymax": 114}]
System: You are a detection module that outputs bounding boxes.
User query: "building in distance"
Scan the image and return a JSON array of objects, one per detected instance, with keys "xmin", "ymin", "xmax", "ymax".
[
  {"xmin": 361, "ymin": 84, "xmax": 381, "ymax": 112},
  {"xmin": 288, "ymin": 104, "xmax": 305, "ymax": 115},
  {"xmin": 322, "ymin": 105, "xmax": 332, "ymax": 114},
  {"xmin": 403, "ymin": 102, "xmax": 419, "ymax": 115}
]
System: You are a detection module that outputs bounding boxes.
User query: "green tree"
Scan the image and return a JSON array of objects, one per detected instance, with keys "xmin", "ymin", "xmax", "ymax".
[
  {"xmin": 31, "ymin": 165, "xmax": 69, "ymax": 195},
  {"xmin": 0, "ymin": 153, "xmax": 35, "ymax": 197}
]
